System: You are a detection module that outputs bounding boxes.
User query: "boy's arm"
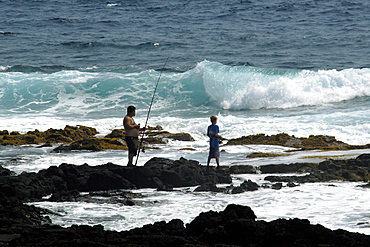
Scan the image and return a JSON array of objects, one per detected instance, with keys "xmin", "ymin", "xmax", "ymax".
[
  {"xmin": 207, "ymin": 126, "xmax": 212, "ymax": 137},
  {"xmin": 215, "ymin": 126, "xmax": 221, "ymax": 138},
  {"xmin": 214, "ymin": 133, "xmax": 222, "ymax": 138}
]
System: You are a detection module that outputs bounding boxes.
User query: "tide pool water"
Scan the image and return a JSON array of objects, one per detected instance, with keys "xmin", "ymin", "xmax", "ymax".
[{"xmin": 30, "ymin": 176, "xmax": 370, "ymax": 235}]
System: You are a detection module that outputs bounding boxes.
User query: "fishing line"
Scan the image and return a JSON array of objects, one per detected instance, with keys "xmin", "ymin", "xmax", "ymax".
[{"xmin": 134, "ymin": 53, "xmax": 172, "ymax": 166}]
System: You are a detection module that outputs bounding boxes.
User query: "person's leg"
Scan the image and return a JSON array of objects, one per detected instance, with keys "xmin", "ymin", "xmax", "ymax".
[
  {"xmin": 207, "ymin": 147, "xmax": 212, "ymax": 167},
  {"xmin": 215, "ymin": 157, "xmax": 220, "ymax": 167},
  {"xmin": 207, "ymin": 156, "xmax": 211, "ymax": 166},
  {"xmin": 215, "ymin": 146, "xmax": 220, "ymax": 167},
  {"xmin": 128, "ymin": 153, "xmax": 135, "ymax": 166},
  {"xmin": 125, "ymin": 137, "xmax": 137, "ymax": 166}
]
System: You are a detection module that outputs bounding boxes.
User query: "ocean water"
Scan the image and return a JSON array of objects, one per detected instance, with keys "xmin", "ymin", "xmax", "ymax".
[{"xmin": 2, "ymin": 0, "xmax": 370, "ymax": 235}]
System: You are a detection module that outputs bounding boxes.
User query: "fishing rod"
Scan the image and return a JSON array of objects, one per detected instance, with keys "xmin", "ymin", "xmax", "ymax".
[{"xmin": 134, "ymin": 53, "xmax": 172, "ymax": 166}]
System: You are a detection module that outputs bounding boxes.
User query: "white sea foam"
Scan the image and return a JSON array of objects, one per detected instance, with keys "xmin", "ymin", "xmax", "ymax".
[
  {"xmin": 198, "ymin": 61, "xmax": 370, "ymax": 110},
  {"xmin": 30, "ymin": 177, "xmax": 370, "ymax": 235},
  {"xmin": 0, "ymin": 65, "xmax": 11, "ymax": 71},
  {"xmin": 107, "ymin": 3, "xmax": 119, "ymax": 7}
]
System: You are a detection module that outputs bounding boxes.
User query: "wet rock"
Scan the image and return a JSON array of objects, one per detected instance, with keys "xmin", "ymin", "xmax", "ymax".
[
  {"xmin": 0, "ymin": 125, "xmax": 196, "ymax": 151},
  {"xmin": 0, "ymin": 130, "xmax": 9, "ymax": 135},
  {"xmin": 52, "ymin": 137, "xmax": 128, "ymax": 152},
  {"xmin": 360, "ymin": 183, "xmax": 370, "ymax": 188},
  {"xmin": 357, "ymin": 153, "xmax": 370, "ymax": 160},
  {"xmin": 226, "ymin": 133, "xmax": 293, "ymax": 146},
  {"xmin": 232, "ymin": 180, "xmax": 259, "ymax": 194},
  {"xmin": 271, "ymin": 182, "xmax": 283, "ymax": 190},
  {"xmin": 104, "ymin": 127, "xmax": 194, "ymax": 146},
  {"xmin": 48, "ymin": 189, "xmax": 80, "ymax": 202},
  {"xmin": 104, "ymin": 128, "xmax": 125, "ymax": 138},
  {"xmin": 157, "ymin": 184, "xmax": 174, "ymax": 191},
  {"xmin": 53, "ymin": 138, "xmax": 103, "ymax": 152},
  {"xmin": 0, "ymin": 192, "xmax": 52, "ymax": 245},
  {"xmin": 2, "ymin": 199, "xmax": 370, "ymax": 246},
  {"xmin": 230, "ymin": 186, "xmax": 244, "ymax": 194},
  {"xmin": 240, "ymin": 179, "xmax": 259, "ymax": 191},
  {"xmin": 226, "ymin": 133, "xmax": 351, "ymax": 150},
  {"xmin": 0, "ymin": 158, "xmax": 232, "ymax": 202},
  {"xmin": 287, "ymin": 182, "xmax": 299, "ymax": 187},
  {"xmin": 0, "ymin": 125, "xmax": 98, "ymax": 146},
  {"xmin": 194, "ymin": 183, "xmax": 224, "ymax": 192},
  {"xmin": 263, "ymin": 155, "xmax": 370, "ymax": 183},
  {"xmin": 36, "ymin": 142, "xmax": 53, "ymax": 148},
  {"xmin": 260, "ymin": 162, "xmax": 316, "ymax": 174},
  {"xmin": 228, "ymin": 164, "xmax": 257, "ymax": 174},
  {"xmin": 143, "ymin": 157, "xmax": 231, "ymax": 187},
  {"xmin": 146, "ymin": 130, "xmax": 194, "ymax": 141},
  {"xmin": 48, "ymin": 190, "xmax": 141, "ymax": 205},
  {"xmin": 0, "ymin": 165, "xmax": 14, "ymax": 176},
  {"xmin": 162, "ymin": 132, "xmax": 194, "ymax": 141},
  {"xmin": 247, "ymin": 152, "xmax": 289, "ymax": 158},
  {"xmin": 42, "ymin": 133, "xmax": 72, "ymax": 143}
]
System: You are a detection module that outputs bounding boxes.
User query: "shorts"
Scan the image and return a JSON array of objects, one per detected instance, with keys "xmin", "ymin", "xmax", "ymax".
[
  {"xmin": 125, "ymin": 136, "xmax": 139, "ymax": 155},
  {"xmin": 208, "ymin": 146, "xmax": 220, "ymax": 159}
]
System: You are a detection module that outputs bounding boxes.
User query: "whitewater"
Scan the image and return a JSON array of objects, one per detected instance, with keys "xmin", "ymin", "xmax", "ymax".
[{"xmin": 2, "ymin": 61, "xmax": 370, "ymax": 144}]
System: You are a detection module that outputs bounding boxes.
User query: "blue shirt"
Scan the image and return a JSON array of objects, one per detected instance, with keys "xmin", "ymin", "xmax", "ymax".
[{"xmin": 207, "ymin": 124, "xmax": 220, "ymax": 148}]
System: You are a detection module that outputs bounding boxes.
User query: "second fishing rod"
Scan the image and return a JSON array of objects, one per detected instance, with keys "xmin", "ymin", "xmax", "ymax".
[{"xmin": 134, "ymin": 54, "xmax": 172, "ymax": 166}]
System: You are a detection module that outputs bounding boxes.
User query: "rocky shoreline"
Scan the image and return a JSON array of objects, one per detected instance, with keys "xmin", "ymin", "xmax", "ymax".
[
  {"xmin": 4, "ymin": 203, "xmax": 370, "ymax": 247},
  {"xmin": 1, "ymin": 154, "xmax": 370, "ymax": 246},
  {"xmin": 2, "ymin": 126, "xmax": 370, "ymax": 246},
  {"xmin": 2, "ymin": 125, "xmax": 370, "ymax": 152}
]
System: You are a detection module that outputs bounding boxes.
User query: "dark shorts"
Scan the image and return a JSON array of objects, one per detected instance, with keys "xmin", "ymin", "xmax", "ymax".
[
  {"xmin": 125, "ymin": 136, "xmax": 139, "ymax": 155},
  {"xmin": 208, "ymin": 146, "xmax": 220, "ymax": 159}
]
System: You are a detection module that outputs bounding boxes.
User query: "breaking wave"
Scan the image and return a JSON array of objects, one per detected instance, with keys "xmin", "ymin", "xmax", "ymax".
[{"xmin": 1, "ymin": 61, "xmax": 370, "ymax": 117}]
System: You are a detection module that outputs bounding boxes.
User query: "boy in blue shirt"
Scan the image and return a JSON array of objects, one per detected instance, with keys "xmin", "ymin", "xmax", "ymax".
[{"xmin": 207, "ymin": 115, "xmax": 222, "ymax": 168}]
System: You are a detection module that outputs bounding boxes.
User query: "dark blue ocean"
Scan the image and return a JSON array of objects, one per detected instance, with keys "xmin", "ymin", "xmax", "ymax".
[
  {"xmin": 2, "ymin": 0, "xmax": 370, "ymax": 234},
  {"xmin": 2, "ymin": 0, "xmax": 370, "ymax": 71}
]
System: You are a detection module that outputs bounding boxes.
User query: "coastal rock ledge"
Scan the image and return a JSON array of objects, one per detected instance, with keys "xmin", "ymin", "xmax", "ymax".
[
  {"xmin": 0, "ymin": 157, "xmax": 231, "ymax": 202},
  {"xmin": 2, "ymin": 203, "xmax": 370, "ymax": 247},
  {"xmin": 2, "ymin": 158, "xmax": 370, "ymax": 246}
]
